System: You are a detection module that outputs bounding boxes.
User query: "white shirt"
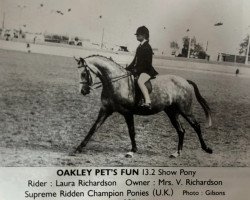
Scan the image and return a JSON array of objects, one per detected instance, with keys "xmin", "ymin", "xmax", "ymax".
[{"xmin": 140, "ymin": 39, "xmax": 147, "ymax": 46}]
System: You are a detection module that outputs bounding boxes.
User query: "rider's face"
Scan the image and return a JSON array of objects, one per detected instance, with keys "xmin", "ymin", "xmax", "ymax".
[{"xmin": 136, "ymin": 34, "xmax": 144, "ymax": 42}]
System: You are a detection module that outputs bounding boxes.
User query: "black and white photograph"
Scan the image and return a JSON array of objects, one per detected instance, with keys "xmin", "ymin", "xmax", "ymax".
[{"xmin": 0, "ymin": 0, "xmax": 249, "ymax": 168}]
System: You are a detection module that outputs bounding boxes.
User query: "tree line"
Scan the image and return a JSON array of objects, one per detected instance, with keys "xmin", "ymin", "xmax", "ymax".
[{"xmin": 170, "ymin": 36, "xmax": 208, "ymax": 59}]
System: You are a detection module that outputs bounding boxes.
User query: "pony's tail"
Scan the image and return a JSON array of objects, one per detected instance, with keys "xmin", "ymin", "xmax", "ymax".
[{"xmin": 187, "ymin": 80, "xmax": 212, "ymax": 127}]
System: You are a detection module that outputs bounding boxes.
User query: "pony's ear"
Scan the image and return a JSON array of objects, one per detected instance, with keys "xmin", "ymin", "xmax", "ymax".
[
  {"xmin": 73, "ymin": 57, "xmax": 86, "ymax": 66},
  {"xmin": 79, "ymin": 57, "xmax": 85, "ymax": 65},
  {"xmin": 73, "ymin": 56, "xmax": 80, "ymax": 63}
]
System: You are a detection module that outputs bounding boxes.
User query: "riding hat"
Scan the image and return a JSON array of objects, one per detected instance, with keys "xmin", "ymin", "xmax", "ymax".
[{"xmin": 135, "ymin": 26, "xmax": 149, "ymax": 38}]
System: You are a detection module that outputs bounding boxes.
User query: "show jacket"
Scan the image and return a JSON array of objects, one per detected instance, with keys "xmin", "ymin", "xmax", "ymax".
[{"xmin": 126, "ymin": 41, "xmax": 158, "ymax": 77}]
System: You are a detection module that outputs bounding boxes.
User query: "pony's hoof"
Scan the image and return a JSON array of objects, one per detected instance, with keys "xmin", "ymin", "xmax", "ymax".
[
  {"xmin": 69, "ymin": 148, "xmax": 82, "ymax": 156},
  {"xmin": 125, "ymin": 152, "xmax": 134, "ymax": 158},
  {"xmin": 169, "ymin": 151, "xmax": 180, "ymax": 158},
  {"xmin": 68, "ymin": 151, "xmax": 77, "ymax": 156},
  {"xmin": 203, "ymin": 147, "xmax": 213, "ymax": 154}
]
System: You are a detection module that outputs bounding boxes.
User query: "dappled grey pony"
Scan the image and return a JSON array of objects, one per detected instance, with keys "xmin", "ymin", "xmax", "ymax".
[{"xmin": 73, "ymin": 55, "xmax": 213, "ymax": 158}]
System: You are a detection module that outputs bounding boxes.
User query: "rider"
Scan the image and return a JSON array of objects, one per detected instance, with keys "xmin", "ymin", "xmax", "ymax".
[{"xmin": 126, "ymin": 26, "xmax": 158, "ymax": 109}]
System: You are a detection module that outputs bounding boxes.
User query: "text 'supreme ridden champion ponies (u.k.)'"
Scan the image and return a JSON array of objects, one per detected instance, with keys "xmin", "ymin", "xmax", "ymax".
[{"xmin": 72, "ymin": 55, "xmax": 213, "ymax": 158}]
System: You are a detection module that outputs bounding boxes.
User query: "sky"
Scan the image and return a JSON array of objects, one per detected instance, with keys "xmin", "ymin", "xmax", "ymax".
[{"xmin": 1, "ymin": 0, "xmax": 250, "ymax": 59}]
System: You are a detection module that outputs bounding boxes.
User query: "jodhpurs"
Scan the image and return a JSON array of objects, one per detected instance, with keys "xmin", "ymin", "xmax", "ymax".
[{"xmin": 138, "ymin": 73, "xmax": 151, "ymax": 104}]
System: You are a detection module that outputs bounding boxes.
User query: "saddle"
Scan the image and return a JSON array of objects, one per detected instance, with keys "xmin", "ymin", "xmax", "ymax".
[{"xmin": 134, "ymin": 77, "xmax": 154, "ymax": 106}]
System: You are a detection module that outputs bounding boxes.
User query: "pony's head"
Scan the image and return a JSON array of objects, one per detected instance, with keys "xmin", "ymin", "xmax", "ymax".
[
  {"xmin": 74, "ymin": 57, "xmax": 93, "ymax": 95},
  {"xmin": 74, "ymin": 55, "xmax": 128, "ymax": 96}
]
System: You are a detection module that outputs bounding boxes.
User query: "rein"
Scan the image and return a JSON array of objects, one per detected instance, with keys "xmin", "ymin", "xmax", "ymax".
[
  {"xmin": 78, "ymin": 62, "xmax": 132, "ymax": 90},
  {"xmin": 93, "ymin": 74, "xmax": 132, "ymax": 89}
]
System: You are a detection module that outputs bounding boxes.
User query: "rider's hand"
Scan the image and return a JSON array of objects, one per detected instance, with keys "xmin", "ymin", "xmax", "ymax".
[{"xmin": 131, "ymin": 68, "xmax": 137, "ymax": 75}]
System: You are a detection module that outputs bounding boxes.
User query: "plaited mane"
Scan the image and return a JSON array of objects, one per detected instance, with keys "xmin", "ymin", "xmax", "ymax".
[{"xmin": 83, "ymin": 54, "xmax": 124, "ymax": 70}]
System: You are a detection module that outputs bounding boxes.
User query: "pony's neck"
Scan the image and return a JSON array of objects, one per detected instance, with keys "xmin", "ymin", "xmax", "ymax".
[
  {"xmin": 85, "ymin": 55, "xmax": 133, "ymax": 102},
  {"xmin": 86, "ymin": 56, "xmax": 127, "ymax": 79}
]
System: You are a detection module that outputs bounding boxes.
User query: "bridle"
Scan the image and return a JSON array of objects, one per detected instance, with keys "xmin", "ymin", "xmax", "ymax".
[
  {"xmin": 76, "ymin": 58, "xmax": 93, "ymax": 85},
  {"xmin": 75, "ymin": 57, "xmax": 132, "ymax": 90},
  {"xmin": 75, "ymin": 57, "xmax": 98, "ymax": 90}
]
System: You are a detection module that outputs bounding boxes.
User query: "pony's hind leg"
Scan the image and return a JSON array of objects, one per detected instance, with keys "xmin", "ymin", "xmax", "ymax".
[
  {"xmin": 165, "ymin": 108, "xmax": 185, "ymax": 158},
  {"xmin": 182, "ymin": 113, "xmax": 213, "ymax": 154}
]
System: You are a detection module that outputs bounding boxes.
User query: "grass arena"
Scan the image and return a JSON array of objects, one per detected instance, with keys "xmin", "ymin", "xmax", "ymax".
[{"xmin": 0, "ymin": 48, "xmax": 249, "ymax": 166}]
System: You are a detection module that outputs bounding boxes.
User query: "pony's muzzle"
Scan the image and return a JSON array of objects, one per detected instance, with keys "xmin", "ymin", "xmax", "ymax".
[
  {"xmin": 81, "ymin": 88, "xmax": 90, "ymax": 95},
  {"xmin": 79, "ymin": 84, "xmax": 90, "ymax": 95}
]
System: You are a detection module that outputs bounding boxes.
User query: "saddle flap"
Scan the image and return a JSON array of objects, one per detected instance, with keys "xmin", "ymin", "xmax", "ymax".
[{"xmin": 144, "ymin": 80, "xmax": 153, "ymax": 94}]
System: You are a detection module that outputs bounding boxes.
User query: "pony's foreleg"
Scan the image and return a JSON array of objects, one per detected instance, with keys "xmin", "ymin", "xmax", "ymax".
[
  {"xmin": 123, "ymin": 114, "xmax": 137, "ymax": 158},
  {"xmin": 72, "ymin": 108, "xmax": 112, "ymax": 154},
  {"xmin": 165, "ymin": 109, "xmax": 185, "ymax": 158}
]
